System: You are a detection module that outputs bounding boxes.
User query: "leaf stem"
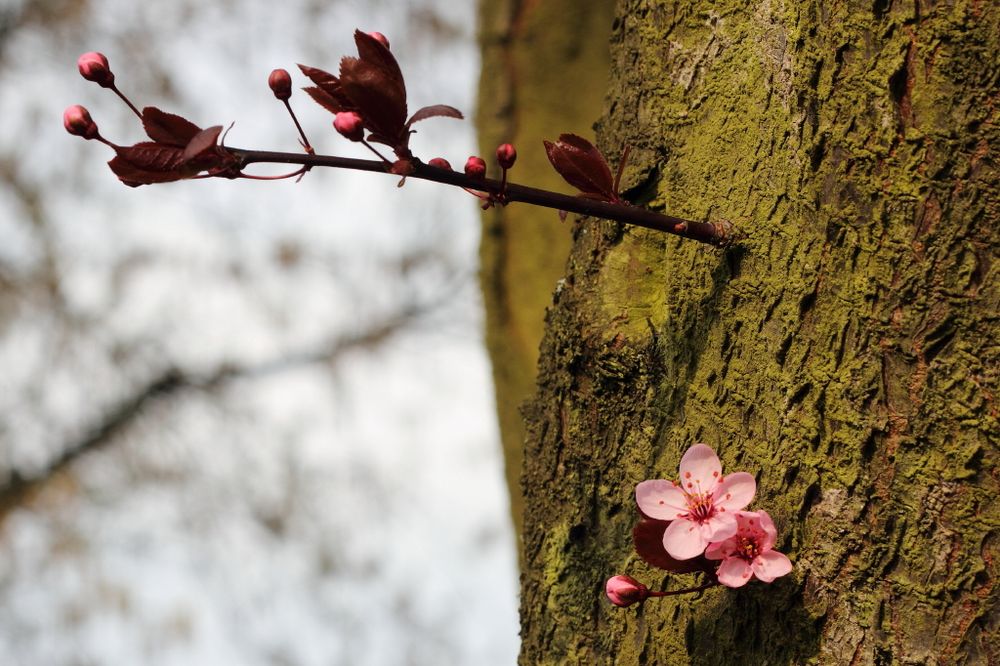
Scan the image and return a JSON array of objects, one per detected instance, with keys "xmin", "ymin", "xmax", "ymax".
[{"xmin": 229, "ymin": 148, "xmax": 735, "ymax": 246}]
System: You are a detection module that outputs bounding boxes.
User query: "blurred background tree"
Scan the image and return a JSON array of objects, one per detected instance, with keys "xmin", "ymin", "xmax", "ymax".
[{"xmin": 0, "ymin": 2, "xmax": 518, "ymax": 664}]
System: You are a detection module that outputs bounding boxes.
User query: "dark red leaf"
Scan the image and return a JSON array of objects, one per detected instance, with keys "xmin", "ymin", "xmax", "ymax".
[
  {"xmin": 365, "ymin": 132, "xmax": 396, "ymax": 147},
  {"xmin": 406, "ymin": 104, "xmax": 464, "ymax": 127},
  {"xmin": 142, "ymin": 107, "xmax": 201, "ymax": 147},
  {"xmin": 181, "ymin": 125, "xmax": 223, "ymax": 163},
  {"xmin": 303, "ymin": 86, "xmax": 347, "ymax": 115},
  {"xmin": 115, "ymin": 142, "xmax": 187, "ymax": 171},
  {"xmin": 543, "ymin": 133, "xmax": 617, "ymax": 202},
  {"xmin": 298, "ymin": 64, "xmax": 354, "ymax": 110},
  {"xmin": 632, "ymin": 519, "xmax": 707, "ymax": 574},
  {"xmin": 108, "ymin": 139, "xmax": 231, "ymax": 187},
  {"xmin": 353, "ymin": 29, "xmax": 405, "ymax": 95},
  {"xmin": 297, "ymin": 64, "xmax": 338, "ymax": 89},
  {"xmin": 108, "ymin": 155, "xmax": 187, "ymax": 187},
  {"xmin": 338, "ymin": 55, "xmax": 407, "ymax": 143}
]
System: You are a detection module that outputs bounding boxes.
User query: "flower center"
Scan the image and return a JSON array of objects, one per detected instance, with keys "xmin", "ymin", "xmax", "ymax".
[
  {"xmin": 685, "ymin": 492, "xmax": 715, "ymax": 521},
  {"xmin": 737, "ymin": 536, "xmax": 760, "ymax": 561}
]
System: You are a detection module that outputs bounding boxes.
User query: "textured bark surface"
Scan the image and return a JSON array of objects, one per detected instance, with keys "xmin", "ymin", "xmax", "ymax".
[
  {"xmin": 516, "ymin": 1, "xmax": 999, "ymax": 664},
  {"xmin": 477, "ymin": 0, "xmax": 616, "ymax": 538}
]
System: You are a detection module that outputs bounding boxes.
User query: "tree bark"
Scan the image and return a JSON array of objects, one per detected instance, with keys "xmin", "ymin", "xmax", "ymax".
[{"xmin": 515, "ymin": 1, "xmax": 999, "ymax": 664}]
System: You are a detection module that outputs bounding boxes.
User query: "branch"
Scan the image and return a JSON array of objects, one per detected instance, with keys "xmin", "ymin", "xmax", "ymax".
[
  {"xmin": 230, "ymin": 148, "xmax": 736, "ymax": 246},
  {"xmin": 0, "ymin": 307, "xmax": 425, "ymax": 518}
]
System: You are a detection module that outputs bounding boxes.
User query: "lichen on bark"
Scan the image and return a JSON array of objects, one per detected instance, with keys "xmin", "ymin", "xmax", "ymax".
[{"xmin": 512, "ymin": 1, "xmax": 999, "ymax": 664}]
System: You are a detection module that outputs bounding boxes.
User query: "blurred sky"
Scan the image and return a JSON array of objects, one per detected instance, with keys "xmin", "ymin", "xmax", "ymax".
[{"xmin": 0, "ymin": 1, "xmax": 519, "ymax": 664}]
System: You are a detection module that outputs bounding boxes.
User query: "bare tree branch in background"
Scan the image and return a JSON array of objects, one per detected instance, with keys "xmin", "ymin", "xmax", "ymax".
[{"xmin": 0, "ymin": 300, "xmax": 435, "ymax": 519}]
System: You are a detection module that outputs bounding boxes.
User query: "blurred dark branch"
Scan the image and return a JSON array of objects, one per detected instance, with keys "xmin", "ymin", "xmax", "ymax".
[
  {"xmin": 0, "ymin": 306, "xmax": 425, "ymax": 518},
  {"xmin": 0, "ymin": 158, "xmax": 63, "ymax": 305}
]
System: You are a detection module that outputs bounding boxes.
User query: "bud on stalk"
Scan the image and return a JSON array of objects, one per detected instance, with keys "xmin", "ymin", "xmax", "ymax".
[
  {"xmin": 496, "ymin": 143, "xmax": 517, "ymax": 169},
  {"xmin": 333, "ymin": 112, "xmax": 365, "ymax": 142},
  {"xmin": 605, "ymin": 575, "xmax": 649, "ymax": 607},
  {"xmin": 268, "ymin": 69, "xmax": 292, "ymax": 100},
  {"xmin": 77, "ymin": 52, "xmax": 115, "ymax": 88},
  {"xmin": 63, "ymin": 105, "xmax": 99, "ymax": 140},
  {"xmin": 464, "ymin": 156, "xmax": 486, "ymax": 179}
]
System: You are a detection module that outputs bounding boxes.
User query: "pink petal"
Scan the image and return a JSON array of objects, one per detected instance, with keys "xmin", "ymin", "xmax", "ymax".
[
  {"xmin": 704, "ymin": 539, "xmax": 730, "ymax": 560},
  {"xmin": 635, "ymin": 480, "xmax": 688, "ymax": 520},
  {"xmin": 716, "ymin": 557, "xmax": 753, "ymax": 588},
  {"xmin": 756, "ymin": 510, "xmax": 779, "ymax": 549},
  {"xmin": 751, "ymin": 551, "xmax": 793, "ymax": 582},
  {"xmin": 662, "ymin": 517, "xmax": 709, "ymax": 560},
  {"xmin": 678, "ymin": 444, "xmax": 723, "ymax": 494},
  {"xmin": 714, "ymin": 472, "xmax": 756, "ymax": 511},
  {"xmin": 704, "ymin": 513, "xmax": 738, "ymax": 542}
]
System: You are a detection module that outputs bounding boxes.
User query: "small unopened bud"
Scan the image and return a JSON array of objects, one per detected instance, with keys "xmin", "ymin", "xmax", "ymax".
[
  {"xmin": 77, "ymin": 52, "xmax": 114, "ymax": 88},
  {"xmin": 605, "ymin": 575, "xmax": 649, "ymax": 608},
  {"xmin": 333, "ymin": 112, "xmax": 365, "ymax": 142},
  {"xmin": 268, "ymin": 68, "xmax": 292, "ymax": 100},
  {"xmin": 464, "ymin": 156, "xmax": 486, "ymax": 179},
  {"xmin": 496, "ymin": 143, "xmax": 517, "ymax": 169},
  {"xmin": 368, "ymin": 32, "xmax": 390, "ymax": 49},
  {"xmin": 428, "ymin": 157, "xmax": 452, "ymax": 170},
  {"xmin": 63, "ymin": 105, "xmax": 99, "ymax": 140}
]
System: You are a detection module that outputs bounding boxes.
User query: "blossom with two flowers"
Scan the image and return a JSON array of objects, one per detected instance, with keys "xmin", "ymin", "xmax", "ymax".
[{"xmin": 607, "ymin": 443, "xmax": 792, "ymax": 607}]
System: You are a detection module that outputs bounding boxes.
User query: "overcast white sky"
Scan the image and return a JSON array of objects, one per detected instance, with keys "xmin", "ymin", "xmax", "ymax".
[{"xmin": 0, "ymin": 1, "xmax": 520, "ymax": 664}]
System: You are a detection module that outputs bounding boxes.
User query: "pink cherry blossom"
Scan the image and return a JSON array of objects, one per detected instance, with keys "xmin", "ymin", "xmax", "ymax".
[
  {"xmin": 705, "ymin": 510, "xmax": 793, "ymax": 588},
  {"xmin": 635, "ymin": 444, "xmax": 756, "ymax": 560}
]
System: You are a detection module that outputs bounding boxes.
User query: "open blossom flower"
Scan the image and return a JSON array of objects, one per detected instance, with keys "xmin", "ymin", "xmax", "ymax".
[
  {"xmin": 635, "ymin": 444, "xmax": 756, "ymax": 560},
  {"xmin": 705, "ymin": 510, "xmax": 793, "ymax": 588}
]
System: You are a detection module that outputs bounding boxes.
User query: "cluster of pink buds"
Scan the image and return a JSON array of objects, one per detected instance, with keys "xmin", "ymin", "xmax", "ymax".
[
  {"xmin": 443, "ymin": 144, "xmax": 517, "ymax": 209},
  {"xmin": 606, "ymin": 444, "xmax": 792, "ymax": 608}
]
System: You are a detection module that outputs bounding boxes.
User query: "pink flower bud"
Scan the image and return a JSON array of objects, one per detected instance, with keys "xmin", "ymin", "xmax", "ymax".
[
  {"xmin": 605, "ymin": 575, "xmax": 649, "ymax": 607},
  {"xmin": 268, "ymin": 68, "xmax": 292, "ymax": 100},
  {"xmin": 428, "ymin": 157, "xmax": 452, "ymax": 170},
  {"xmin": 77, "ymin": 52, "xmax": 114, "ymax": 88},
  {"xmin": 464, "ymin": 156, "xmax": 486, "ymax": 179},
  {"xmin": 333, "ymin": 112, "xmax": 365, "ymax": 142},
  {"xmin": 368, "ymin": 32, "xmax": 390, "ymax": 49},
  {"xmin": 63, "ymin": 105, "xmax": 99, "ymax": 140},
  {"xmin": 496, "ymin": 143, "xmax": 517, "ymax": 169}
]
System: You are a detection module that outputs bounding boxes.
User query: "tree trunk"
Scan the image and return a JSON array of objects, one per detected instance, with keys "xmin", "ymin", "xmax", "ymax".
[
  {"xmin": 515, "ymin": 1, "xmax": 999, "ymax": 664},
  {"xmin": 477, "ymin": 0, "xmax": 616, "ymax": 541}
]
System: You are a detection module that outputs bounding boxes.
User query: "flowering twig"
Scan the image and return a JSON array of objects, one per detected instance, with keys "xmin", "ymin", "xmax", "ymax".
[{"xmin": 64, "ymin": 30, "xmax": 737, "ymax": 248}]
